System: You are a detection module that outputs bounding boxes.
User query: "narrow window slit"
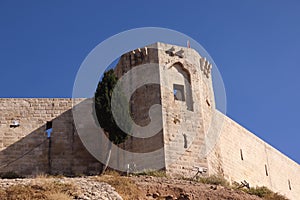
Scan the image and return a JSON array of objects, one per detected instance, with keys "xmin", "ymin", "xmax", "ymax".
[
  {"xmin": 240, "ymin": 149, "xmax": 244, "ymax": 160},
  {"xmin": 265, "ymin": 164, "xmax": 269, "ymax": 176},
  {"xmin": 183, "ymin": 134, "xmax": 187, "ymax": 149},
  {"xmin": 288, "ymin": 179, "xmax": 292, "ymax": 190},
  {"xmin": 206, "ymin": 99, "xmax": 211, "ymax": 107}
]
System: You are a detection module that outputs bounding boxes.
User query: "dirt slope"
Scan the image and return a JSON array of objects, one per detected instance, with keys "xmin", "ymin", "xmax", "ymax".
[{"xmin": 130, "ymin": 176, "xmax": 262, "ymax": 200}]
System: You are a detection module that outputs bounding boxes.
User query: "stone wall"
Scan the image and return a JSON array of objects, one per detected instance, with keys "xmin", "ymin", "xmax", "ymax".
[
  {"xmin": 114, "ymin": 46, "xmax": 165, "ymax": 171},
  {"xmin": 207, "ymin": 110, "xmax": 300, "ymax": 200},
  {"xmin": 0, "ymin": 98, "xmax": 102, "ymax": 176},
  {"xmin": 154, "ymin": 42, "xmax": 212, "ymax": 176},
  {"xmin": 113, "ymin": 42, "xmax": 215, "ymax": 176}
]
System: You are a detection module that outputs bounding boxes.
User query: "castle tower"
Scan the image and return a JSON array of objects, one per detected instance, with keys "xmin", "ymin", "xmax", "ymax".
[{"xmin": 114, "ymin": 42, "xmax": 215, "ymax": 176}]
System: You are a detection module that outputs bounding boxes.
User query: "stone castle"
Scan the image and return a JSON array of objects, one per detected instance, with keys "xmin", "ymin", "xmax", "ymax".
[{"xmin": 0, "ymin": 43, "xmax": 299, "ymax": 199}]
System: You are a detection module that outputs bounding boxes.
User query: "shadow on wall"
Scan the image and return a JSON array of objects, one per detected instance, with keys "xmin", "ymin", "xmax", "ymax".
[
  {"xmin": 0, "ymin": 98, "xmax": 165, "ymax": 177},
  {"xmin": 0, "ymin": 103, "xmax": 102, "ymax": 177}
]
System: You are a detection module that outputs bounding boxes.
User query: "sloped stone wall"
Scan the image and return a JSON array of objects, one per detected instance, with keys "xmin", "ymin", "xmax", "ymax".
[{"xmin": 207, "ymin": 110, "xmax": 300, "ymax": 200}]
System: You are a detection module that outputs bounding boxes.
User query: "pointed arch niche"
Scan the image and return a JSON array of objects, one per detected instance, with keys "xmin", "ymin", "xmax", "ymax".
[{"xmin": 170, "ymin": 62, "xmax": 194, "ymax": 111}]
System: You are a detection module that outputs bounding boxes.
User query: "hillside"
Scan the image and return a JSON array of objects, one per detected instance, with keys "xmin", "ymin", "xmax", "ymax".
[{"xmin": 0, "ymin": 173, "xmax": 288, "ymax": 200}]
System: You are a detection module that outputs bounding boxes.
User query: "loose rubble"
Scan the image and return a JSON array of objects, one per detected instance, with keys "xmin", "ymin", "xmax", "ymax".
[{"xmin": 0, "ymin": 177, "xmax": 123, "ymax": 200}]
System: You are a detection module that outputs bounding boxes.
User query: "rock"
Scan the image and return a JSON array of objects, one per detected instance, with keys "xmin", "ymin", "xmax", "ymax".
[
  {"xmin": 165, "ymin": 195, "xmax": 173, "ymax": 200},
  {"xmin": 153, "ymin": 192, "xmax": 160, "ymax": 198},
  {"xmin": 177, "ymin": 193, "xmax": 190, "ymax": 200},
  {"xmin": 210, "ymin": 185, "xmax": 217, "ymax": 190}
]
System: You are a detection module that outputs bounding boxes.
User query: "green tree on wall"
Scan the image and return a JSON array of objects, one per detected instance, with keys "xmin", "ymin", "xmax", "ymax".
[{"xmin": 94, "ymin": 69, "xmax": 129, "ymax": 173}]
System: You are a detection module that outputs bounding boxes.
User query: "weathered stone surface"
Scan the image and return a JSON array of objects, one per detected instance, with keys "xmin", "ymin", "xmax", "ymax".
[{"xmin": 207, "ymin": 110, "xmax": 300, "ymax": 200}]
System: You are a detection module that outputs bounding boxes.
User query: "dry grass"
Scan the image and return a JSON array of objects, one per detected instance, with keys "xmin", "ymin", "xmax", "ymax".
[
  {"xmin": 194, "ymin": 175, "xmax": 230, "ymax": 187},
  {"xmin": 95, "ymin": 170, "xmax": 143, "ymax": 200},
  {"xmin": 243, "ymin": 186, "xmax": 288, "ymax": 200},
  {"xmin": 0, "ymin": 180, "xmax": 77, "ymax": 200},
  {"xmin": 134, "ymin": 169, "xmax": 167, "ymax": 177},
  {"xmin": 34, "ymin": 173, "xmax": 65, "ymax": 179},
  {"xmin": 195, "ymin": 177, "xmax": 287, "ymax": 200},
  {"xmin": 45, "ymin": 192, "xmax": 72, "ymax": 200}
]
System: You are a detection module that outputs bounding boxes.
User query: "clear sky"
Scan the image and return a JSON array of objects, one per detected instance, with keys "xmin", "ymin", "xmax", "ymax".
[{"xmin": 0, "ymin": 1, "xmax": 299, "ymax": 164}]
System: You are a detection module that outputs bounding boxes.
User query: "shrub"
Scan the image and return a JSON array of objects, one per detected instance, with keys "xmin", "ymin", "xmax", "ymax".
[
  {"xmin": 244, "ymin": 186, "xmax": 288, "ymax": 200},
  {"xmin": 247, "ymin": 186, "xmax": 272, "ymax": 197},
  {"xmin": 196, "ymin": 175, "xmax": 229, "ymax": 187}
]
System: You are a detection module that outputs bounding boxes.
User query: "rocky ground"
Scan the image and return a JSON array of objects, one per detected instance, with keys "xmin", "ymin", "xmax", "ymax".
[
  {"xmin": 0, "ymin": 177, "xmax": 122, "ymax": 200},
  {"xmin": 0, "ymin": 176, "xmax": 267, "ymax": 200},
  {"xmin": 131, "ymin": 176, "xmax": 262, "ymax": 200}
]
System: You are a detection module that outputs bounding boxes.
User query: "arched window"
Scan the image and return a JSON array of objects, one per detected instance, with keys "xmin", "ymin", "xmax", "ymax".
[{"xmin": 171, "ymin": 62, "xmax": 193, "ymax": 111}]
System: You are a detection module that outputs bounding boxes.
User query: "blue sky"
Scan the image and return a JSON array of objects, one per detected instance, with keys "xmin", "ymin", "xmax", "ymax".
[{"xmin": 0, "ymin": 1, "xmax": 299, "ymax": 164}]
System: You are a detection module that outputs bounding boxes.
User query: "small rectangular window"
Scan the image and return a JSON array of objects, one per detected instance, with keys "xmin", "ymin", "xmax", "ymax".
[
  {"xmin": 46, "ymin": 121, "xmax": 52, "ymax": 130},
  {"xmin": 173, "ymin": 84, "xmax": 185, "ymax": 101},
  {"xmin": 46, "ymin": 121, "xmax": 53, "ymax": 138}
]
